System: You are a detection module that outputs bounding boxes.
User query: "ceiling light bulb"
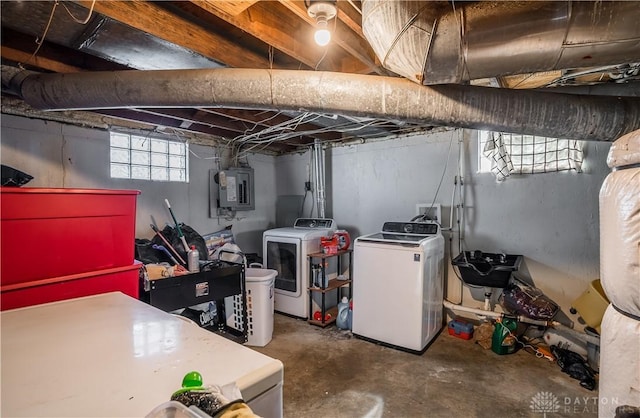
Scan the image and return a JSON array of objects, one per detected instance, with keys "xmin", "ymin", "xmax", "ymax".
[
  {"xmin": 307, "ymin": 1, "xmax": 337, "ymax": 47},
  {"xmin": 314, "ymin": 28, "xmax": 331, "ymax": 46}
]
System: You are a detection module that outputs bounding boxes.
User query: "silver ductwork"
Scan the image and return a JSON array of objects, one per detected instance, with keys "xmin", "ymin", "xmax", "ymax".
[
  {"xmin": 362, "ymin": 1, "xmax": 640, "ymax": 85},
  {"xmin": 2, "ymin": 66, "xmax": 640, "ymax": 141}
]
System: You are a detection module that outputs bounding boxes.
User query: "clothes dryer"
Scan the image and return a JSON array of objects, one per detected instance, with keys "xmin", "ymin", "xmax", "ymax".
[{"xmin": 263, "ymin": 218, "xmax": 336, "ymax": 318}]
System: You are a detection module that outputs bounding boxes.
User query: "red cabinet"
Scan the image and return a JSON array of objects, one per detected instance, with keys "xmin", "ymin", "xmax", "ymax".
[{"xmin": 1, "ymin": 187, "xmax": 140, "ymax": 309}]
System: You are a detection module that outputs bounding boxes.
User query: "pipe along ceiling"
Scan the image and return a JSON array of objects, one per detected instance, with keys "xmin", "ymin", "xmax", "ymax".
[
  {"xmin": 361, "ymin": 0, "xmax": 640, "ymax": 85},
  {"xmin": 2, "ymin": 66, "xmax": 639, "ymax": 142}
]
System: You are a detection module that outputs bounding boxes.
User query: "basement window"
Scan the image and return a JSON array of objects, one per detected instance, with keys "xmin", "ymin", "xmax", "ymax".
[
  {"xmin": 110, "ymin": 132, "xmax": 189, "ymax": 182},
  {"xmin": 478, "ymin": 131, "xmax": 584, "ymax": 181}
]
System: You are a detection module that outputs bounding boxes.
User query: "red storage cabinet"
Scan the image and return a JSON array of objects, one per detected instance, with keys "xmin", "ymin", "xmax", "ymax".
[
  {"xmin": 1, "ymin": 187, "xmax": 140, "ymax": 284},
  {"xmin": 1, "ymin": 262, "xmax": 142, "ymax": 310}
]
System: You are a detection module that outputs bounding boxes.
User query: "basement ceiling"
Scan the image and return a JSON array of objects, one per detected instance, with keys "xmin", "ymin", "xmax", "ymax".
[{"xmin": 2, "ymin": 1, "xmax": 640, "ymax": 154}]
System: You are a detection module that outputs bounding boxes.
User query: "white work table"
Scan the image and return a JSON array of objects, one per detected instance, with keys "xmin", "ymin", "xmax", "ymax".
[{"xmin": 1, "ymin": 292, "xmax": 283, "ymax": 417}]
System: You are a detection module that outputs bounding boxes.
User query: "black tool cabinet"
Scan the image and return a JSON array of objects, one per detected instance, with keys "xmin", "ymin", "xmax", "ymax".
[{"xmin": 145, "ymin": 262, "xmax": 247, "ymax": 344}]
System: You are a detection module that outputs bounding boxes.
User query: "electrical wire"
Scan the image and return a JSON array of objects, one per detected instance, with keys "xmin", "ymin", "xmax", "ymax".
[
  {"xmin": 315, "ymin": 48, "xmax": 330, "ymax": 71},
  {"xmin": 61, "ymin": 0, "xmax": 96, "ymax": 24},
  {"xmin": 236, "ymin": 116, "xmax": 388, "ymax": 147},
  {"xmin": 300, "ymin": 190, "xmax": 309, "ymax": 217},
  {"xmin": 420, "ymin": 131, "xmax": 455, "ymax": 222},
  {"xmin": 188, "ymin": 148, "xmax": 220, "ymax": 160},
  {"xmin": 21, "ymin": 0, "xmax": 59, "ymax": 68},
  {"xmin": 314, "ymin": 16, "xmax": 337, "ymax": 70}
]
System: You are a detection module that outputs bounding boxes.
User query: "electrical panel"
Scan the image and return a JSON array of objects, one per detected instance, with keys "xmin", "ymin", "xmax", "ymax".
[{"xmin": 215, "ymin": 167, "xmax": 255, "ymax": 211}]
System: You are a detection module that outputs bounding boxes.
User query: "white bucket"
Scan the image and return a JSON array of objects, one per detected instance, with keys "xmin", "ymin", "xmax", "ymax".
[{"xmin": 226, "ymin": 267, "xmax": 277, "ymax": 347}]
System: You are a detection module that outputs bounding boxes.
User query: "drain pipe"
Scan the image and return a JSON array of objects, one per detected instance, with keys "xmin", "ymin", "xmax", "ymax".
[
  {"xmin": 443, "ymin": 299, "xmax": 550, "ymax": 327},
  {"xmin": 313, "ymin": 139, "xmax": 326, "ymax": 218},
  {"xmin": 3, "ymin": 66, "xmax": 640, "ymax": 141},
  {"xmin": 443, "ymin": 300, "xmax": 600, "ymax": 346}
]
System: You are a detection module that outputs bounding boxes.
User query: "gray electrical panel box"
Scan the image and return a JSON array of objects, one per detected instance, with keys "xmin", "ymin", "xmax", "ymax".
[{"xmin": 215, "ymin": 167, "xmax": 255, "ymax": 211}]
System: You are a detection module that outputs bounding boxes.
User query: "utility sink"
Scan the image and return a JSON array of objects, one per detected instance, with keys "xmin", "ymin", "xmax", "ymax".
[{"xmin": 452, "ymin": 251, "xmax": 523, "ymax": 288}]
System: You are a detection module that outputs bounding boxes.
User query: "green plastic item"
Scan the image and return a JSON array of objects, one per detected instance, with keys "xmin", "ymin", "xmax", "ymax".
[
  {"xmin": 491, "ymin": 317, "xmax": 517, "ymax": 355},
  {"xmin": 172, "ymin": 371, "xmax": 204, "ymax": 397}
]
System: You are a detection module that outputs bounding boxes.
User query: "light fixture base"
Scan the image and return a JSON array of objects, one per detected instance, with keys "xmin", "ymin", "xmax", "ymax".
[{"xmin": 307, "ymin": 1, "xmax": 337, "ymax": 20}]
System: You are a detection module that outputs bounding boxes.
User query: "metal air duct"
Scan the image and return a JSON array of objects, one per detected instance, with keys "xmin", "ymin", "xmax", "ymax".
[
  {"xmin": 3, "ymin": 66, "xmax": 640, "ymax": 141},
  {"xmin": 361, "ymin": 1, "xmax": 640, "ymax": 85}
]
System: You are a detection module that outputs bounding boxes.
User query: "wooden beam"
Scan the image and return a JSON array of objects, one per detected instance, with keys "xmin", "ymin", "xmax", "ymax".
[
  {"xmin": 187, "ymin": 0, "xmax": 319, "ymax": 69},
  {"xmin": 277, "ymin": 0, "xmax": 382, "ymax": 74},
  {"xmin": 75, "ymin": 0, "xmax": 270, "ymax": 69},
  {"xmin": 502, "ymin": 71, "xmax": 563, "ymax": 89},
  {"xmin": 202, "ymin": 0, "xmax": 259, "ymax": 16},
  {"xmin": 96, "ymin": 109, "xmax": 240, "ymax": 139},
  {"xmin": 137, "ymin": 108, "xmax": 249, "ymax": 134},
  {"xmin": 1, "ymin": 46, "xmax": 81, "ymax": 74},
  {"xmin": 1, "ymin": 28, "xmax": 130, "ymax": 73},
  {"xmin": 337, "ymin": 0, "xmax": 364, "ymax": 39}
]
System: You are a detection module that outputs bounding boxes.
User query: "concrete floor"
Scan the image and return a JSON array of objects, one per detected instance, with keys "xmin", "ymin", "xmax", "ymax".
[{"xmin": 253, "ymin": 314, "xmax": 599, "ymax": 418}]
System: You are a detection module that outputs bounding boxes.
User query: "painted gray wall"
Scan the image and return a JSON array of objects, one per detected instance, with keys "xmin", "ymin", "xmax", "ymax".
[
  {"xmin": 1, "ymin": 113, "xmax": 611, "ymax": 317},
  {"xmin": 0, "ymin": 114, "xmax": 276, "ymax": 255},
  {"xmin": 275, "ymin": 129, "xmax": 611, "ymax": 317}
]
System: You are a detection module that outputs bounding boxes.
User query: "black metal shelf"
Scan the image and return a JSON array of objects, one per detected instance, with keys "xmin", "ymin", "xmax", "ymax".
[
  {"xmin": 308, "ymin": 249, "xmax": 353, "ymax": 327},
  {"xmin": 309, "ymin": 278, "xmax": 352, "ymax": 293}
]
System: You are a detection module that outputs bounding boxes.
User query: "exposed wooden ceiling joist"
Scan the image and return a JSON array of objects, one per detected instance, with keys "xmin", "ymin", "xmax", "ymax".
[
  {"xmin": 5, "ymin": 1, "xmax": 630, "ymax": 155},
  {"xmin": 1, "ymin": 46, "xmax": 81, "ymax": 74},
  {"xmin": 199, "ymin": 0, "xmax": 260, "ymax": 16},
  {"xmin": 336, "ymin": 0, "xmax": 364, "ymax": 39},
  {"xmin": 1, "ymin": 27, "xmax": 129, "ymax": 73},
  {"xmin": 137, "ymin": 108, "xmax": 250, "ymax": 134},
  {"xmin": 96, "ymin": 108, "xmax": 245, "ymax": 140},
  {"xmin": 75, "ymin": 0, "xmax": 270, "ymax": 69},
  {"xmin": 185, "ymin": 0, "xmax": 319, "ymax": 69},
  {"xmin": 277, "ymin": 0, "xmax": 382, "ymax": 75}
]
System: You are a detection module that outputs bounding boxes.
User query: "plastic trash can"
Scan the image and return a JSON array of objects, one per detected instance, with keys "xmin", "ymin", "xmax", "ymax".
[{"xmin": 226, "ymin": 267, "xmax": 277, "ymax": 347}]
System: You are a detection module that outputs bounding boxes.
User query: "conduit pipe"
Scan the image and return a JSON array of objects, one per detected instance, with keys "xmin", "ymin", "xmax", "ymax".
[
  {"xmin": 443, "ymin": 299, "xmax": 550, "ymax": 327},
  {"xmin": 443, "ymin": 300, "xmax": 601, "ymax": 345},
  {"xmin": 3, "ymin": 66, "xmax": 640, "ymax": 141},
  {"xmin": 313, "ymin": 139, "xmax": 326, "ymax": 218}
]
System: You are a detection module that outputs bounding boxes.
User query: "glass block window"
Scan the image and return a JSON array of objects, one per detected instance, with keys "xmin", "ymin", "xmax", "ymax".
[
  {"xmin": 478, "ymin": 131, "xmax": 583, "ymax": 181},
  {"xmin": 110, "ymin": 132, "xmax": 189, "ymax": 182}
]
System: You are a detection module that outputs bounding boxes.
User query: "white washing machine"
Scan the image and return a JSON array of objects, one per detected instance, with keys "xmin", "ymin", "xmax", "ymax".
[
  {"xmin": 352, "ymin": 221, "xmax": 444, "ymax": 353},
  {"xmin": 263, "ymin": 218, "xmax": 337, "ymax": 318}
]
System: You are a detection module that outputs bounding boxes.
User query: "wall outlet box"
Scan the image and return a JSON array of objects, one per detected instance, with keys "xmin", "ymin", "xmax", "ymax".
[{"xmin": 415, "ymin": 203, "xmax": 441, "ymax": 223}]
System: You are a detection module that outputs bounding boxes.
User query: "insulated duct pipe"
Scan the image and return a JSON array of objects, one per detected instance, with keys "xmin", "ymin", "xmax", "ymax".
[
  {"xmin": 313, "ymin": 139, "xmax": 326, "ymax": 218},
  {"xmin": 538, "ymin": 81, "xmax": 640, "ymax": 97},
  {"xmin": 361, "ymin": 1, "xmax": 640, "ymax": 85},
  {"xmin": 3, "ymin": 66, "xmax": 640, "ymax": 141}
]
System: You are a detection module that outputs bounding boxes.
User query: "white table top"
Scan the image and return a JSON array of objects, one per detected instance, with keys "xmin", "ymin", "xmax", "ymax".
[{"xmin": 1, "ymin": 292, "xmax": 283, "ymax": 417}]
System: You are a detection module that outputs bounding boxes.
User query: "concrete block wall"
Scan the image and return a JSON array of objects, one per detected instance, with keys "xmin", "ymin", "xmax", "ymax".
[
  {"xmin": 1, "ymin": 113, "xmax": 611, "ymax": 318},
  {"xmin": 274, "ymin": 129, "xmax": 611, "ymax": 318},
  {"xmin": 0, "ymin": 114, "xmax": 276, "ymax": 255}
]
